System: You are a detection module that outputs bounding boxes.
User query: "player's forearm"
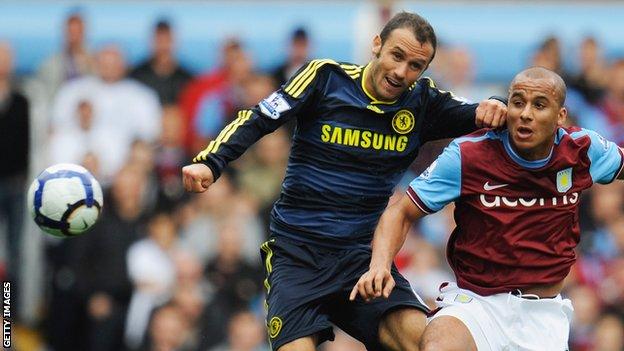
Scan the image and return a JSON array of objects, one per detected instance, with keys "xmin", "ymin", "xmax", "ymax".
[
  {"xmin": 192, "ymin": 108, "xmax": 283, "ymax": 180},
  {"xmin": 369, "ymin": 205, "xmax": 412, "ymax": 270},
  {"xmin": 421, "ymin": 103, "xmax": 476, "ymax": 143}
]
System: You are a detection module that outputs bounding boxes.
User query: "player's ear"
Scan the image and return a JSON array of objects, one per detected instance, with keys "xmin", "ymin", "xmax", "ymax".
[
  {"xmin": 557, "ymin": 107, "xmax": 567, "ymax": 127},
  {"xmin": 372, "ymin": 35, "xmax": 382, "ymax": 58}
]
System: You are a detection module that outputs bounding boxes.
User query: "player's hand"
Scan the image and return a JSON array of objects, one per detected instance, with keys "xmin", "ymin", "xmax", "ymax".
[
  {"xmin": 475, "ymin": 99, "xmax": 507, "ymax": 128},
  {"xmin": 182, "ymin": 163, "xmax": 215, "ymax": 193},
  {"xmin": 349, "ymin": 265, "xmax": 395, "ymax": 302}
]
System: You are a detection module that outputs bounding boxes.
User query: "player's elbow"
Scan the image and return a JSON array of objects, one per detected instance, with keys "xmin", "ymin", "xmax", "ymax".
[{"xmin": 398, "ymin": 195, "xmax": 426, "ymax": 222}]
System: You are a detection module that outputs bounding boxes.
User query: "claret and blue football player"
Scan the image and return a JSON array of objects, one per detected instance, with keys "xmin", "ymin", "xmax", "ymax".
[
  {"xmin": 183, "ymin": 12, "xmax": 507, "ymax": 351},
  {"xmin": 352, "ymin": 67, "xmax": 624, "ymax": 351}
]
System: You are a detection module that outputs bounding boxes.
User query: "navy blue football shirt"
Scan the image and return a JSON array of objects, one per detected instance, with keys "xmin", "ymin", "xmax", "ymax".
[{"xmin": 194, "ymin": 59, "xmax": 481, "ymax": 248}]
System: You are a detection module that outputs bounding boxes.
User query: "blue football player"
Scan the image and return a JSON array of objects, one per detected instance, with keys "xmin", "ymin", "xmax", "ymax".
[{"xmin": 183, "ymin": 12, "xmax": 506, "ymax": 351}]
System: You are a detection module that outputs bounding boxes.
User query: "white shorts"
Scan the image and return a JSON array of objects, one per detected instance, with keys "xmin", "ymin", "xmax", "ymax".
[{"xmin": 429, "ymin": 282, "xmax": 574, "ymax": 351}]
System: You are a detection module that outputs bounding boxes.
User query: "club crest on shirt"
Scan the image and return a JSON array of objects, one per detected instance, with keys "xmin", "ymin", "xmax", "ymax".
[
  {"xmin": 269, "ymin": 316, "xmax": 282, "ymax": 338},
  {"xmin": 556, "ymin": 168, "xmax": 573, "ymax": 193},
  {"xmin": 392, "ymin": 109, "xmax": 415, "ymax": 134}
]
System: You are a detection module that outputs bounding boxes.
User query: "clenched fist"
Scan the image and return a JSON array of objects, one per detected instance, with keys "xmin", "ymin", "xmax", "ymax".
[
  {"xmin": 182, "ymin": 163, "xmax": 215, "ymax": 193},
  {"xmin": 476, "ymin": 99, "xmax": 507, "ymax": 128}
]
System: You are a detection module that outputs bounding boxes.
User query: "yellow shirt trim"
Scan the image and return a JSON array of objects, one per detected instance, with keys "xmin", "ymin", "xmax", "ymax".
[{"xmin": 360, "ymin": 64, "xmax": 397, "ymax": 105}]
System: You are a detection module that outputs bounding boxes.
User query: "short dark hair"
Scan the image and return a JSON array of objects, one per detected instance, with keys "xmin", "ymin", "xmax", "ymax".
[
  {"xmin": 155, "ymin": 19, "xmax": 171, "ymax": 32},
  {"xmin": 292, "ymin": 27, "xmax": 308, "ymax": 41},
  {"xmin": 379, "ymin": 12, "xmax": 437, "ymax": 61},
  {"xmin": 539, "ymin": 36, "xmax": 559, "ymax": 51}
]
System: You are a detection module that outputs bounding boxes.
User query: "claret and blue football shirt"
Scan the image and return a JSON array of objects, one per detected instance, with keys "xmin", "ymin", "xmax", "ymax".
[{"xmin": 408, "ymin": 127, "xmax": 624, "ymax": 295}]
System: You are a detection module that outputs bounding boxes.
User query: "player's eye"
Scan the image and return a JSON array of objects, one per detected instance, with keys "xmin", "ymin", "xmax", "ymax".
[
  {"xmin": 392, "ymin": 52, "xmax": 402, "ymax": 61},
  {"xmin": 512, "ymin": 100, "xmax": 524, "ymax": 107},
  {"xmin": 410, "ymin": 63, "xmax": 422, "ymax": 71}
]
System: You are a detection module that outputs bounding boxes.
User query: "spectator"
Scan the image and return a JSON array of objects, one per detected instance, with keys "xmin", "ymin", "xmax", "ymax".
[
  {"xmin": 51, "ymin": 45, "xmax": 161, "ymax": 182},
  {"xmin": 204, "ymin": 219, "xmax": 263, "ymax": 310},
  {"xmin": 199, "ymin": 219, "xmax": 264, "ymax": 348},
  {"xmin": 211, "ymin": 310, "xmax": 268, "ymax": 351},
  {"xmin": 568, "ymin": 284, "xmax": 602, "ymax": 351},
  {"xmin": 586, "ymin": 184, "xmax": 624, "ymax": 259},
  {"xmin": 600, "ymin": 258, "xmax": 624, "ymax": 316},
  {"xmin": 433, "ymin": 45, "xmax": 504, "ymax": 102},
  {"xmin": 127, "ymin": 139, "xmax": 160, "ymax": 210},
  {"xmin": 37, "ymin": 11, "xmax": 94, "ymax": 102},
  {"xmin": 592, "ymin": 314, "xmax": 624, "ymax": 351},
  {"xmin": 0, "ymin": 41, "xmax": 29, "ymax": 318},
  {"xmin": 131, "ymin": 19, "xmax": 193, "ymax": 105},
  {"xmin": 178, "ymin": 38, "xmax": 253, "ymax": 153},
  {"xmin": 79, "ymin": 165, "xmax": 151, "ymax": 351},
  {"xmin": 272, "ymin": 27, "xmax": 310, "ymax": 87},
  {"xmin": 239, "ymin": 73, "xmax": 276, "ymax": 109},
  {"xmin": 172, "ymin": 248, "xmax": 206, "ymax": 291},
  {"xmin": 178, "ymin": 173, "xmax": 264, "ymax": 264},
  {"xmin": 567, "ymin": 36, "xmax": 607, "ymax": 104},
  {"xmin": 598, "ymin": 59, "xmax": 624, "ymax": 146},
  {"xmin": 170, "ymin": 283, "xmax": 207, "ymax": 350},
  {"xmin": 125, "ymin": 212, "xmax": 178, "ymax": 350},
  {"xmin": 143, "ymin": 304, "xmax": 190, "ymax": 351},
  {"xmin": 48, "ymin": 99, "xmax": 126, "ymax": 177},
  {"xmin": 531, "ymin": 36, "xmax": 562, "ymax": 73},
  {"xmin": 237, "ymin": 127, "xmax": 289, "ymax": 223},
  {"xmin": 155, "ymin": 106, "xmax": 189, "ymax": 208}
]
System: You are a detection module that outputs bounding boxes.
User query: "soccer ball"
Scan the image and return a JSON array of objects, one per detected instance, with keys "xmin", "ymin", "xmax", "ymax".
[{"xmin": 27, "ymin": 163, "xmax": 103, "ymax": 237}]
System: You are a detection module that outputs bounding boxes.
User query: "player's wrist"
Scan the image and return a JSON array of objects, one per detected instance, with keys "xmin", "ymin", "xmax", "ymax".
[
  {"xmin": 194, "ymin": 157, "xmax": 221, "ymax": 181},
  {"xmin": 369, "ymin": 258, "xmax": 392, "ymax": 271},
  {"xmin": 488, "ymin": 95, "xmax": 508, "ymax": 105}
]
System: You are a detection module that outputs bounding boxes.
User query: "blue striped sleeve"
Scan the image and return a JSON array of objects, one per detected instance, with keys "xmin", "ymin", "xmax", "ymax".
[{"xmin": 407, "ymin": 140, "xmax": 462, "ymax": 213}]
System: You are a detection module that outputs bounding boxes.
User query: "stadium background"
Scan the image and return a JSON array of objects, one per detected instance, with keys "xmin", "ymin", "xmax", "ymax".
[{"xmin": 0, "ymin": 0, "xmax": 623, "ymax": 350}]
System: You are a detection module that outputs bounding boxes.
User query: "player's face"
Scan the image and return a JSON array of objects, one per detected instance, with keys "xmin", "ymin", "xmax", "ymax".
[
  {"xmin": 367, "ymin": 28, "xmax": 434, "ymax": 101},
  {"xmin": 507, "ymin": 77, "xmax": 567, "ymax": 160}
]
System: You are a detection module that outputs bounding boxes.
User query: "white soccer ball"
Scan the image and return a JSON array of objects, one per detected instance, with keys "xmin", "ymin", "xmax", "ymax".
[{"xmin": 27, "ymin": 163, "xmax": 104, "ymax": 237}]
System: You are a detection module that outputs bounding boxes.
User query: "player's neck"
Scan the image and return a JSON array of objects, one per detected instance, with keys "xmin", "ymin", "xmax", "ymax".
[
  {"xmin": 362, "ymin": 64, "xmax": 380, "ymax": 101},
  {"xmin": 361, "ymin": 63, "xmax": 396, "ymax": 104},
  {"xmin": 508, "ymin": 135, "xmax": 555, "ymax": 161}
]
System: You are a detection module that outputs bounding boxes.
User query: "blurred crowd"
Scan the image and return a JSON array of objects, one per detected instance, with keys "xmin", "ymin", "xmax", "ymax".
[{"xmin": 0, "ymin": 8, "xmax": 623, "ymax": 351}]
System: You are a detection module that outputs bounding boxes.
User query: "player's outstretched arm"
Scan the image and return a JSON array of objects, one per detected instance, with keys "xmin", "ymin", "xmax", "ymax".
[
  {"xmin": 182, "ymin": 163, "xmax": 215, "ymax": 193},
  {"xmin": 420, "ymin": 78, "xmax": 507, "ymax": 142},
  {"xmin": 350, "ymin": 195, "xmax": 427, "ymax": 302},
  {"xmin": 187, "ymin": 60, "xmax": 333, "ymax": 187}
]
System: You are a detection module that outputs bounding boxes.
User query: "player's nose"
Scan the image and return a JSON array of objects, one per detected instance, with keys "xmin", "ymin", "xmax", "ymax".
[
  {"xmin": 393, "ymin": 63, "xmax": 408, "ymax": 80},
  {"xmin": 520, "ymin": 105, "xmax": 533, "ymax": 121}
]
